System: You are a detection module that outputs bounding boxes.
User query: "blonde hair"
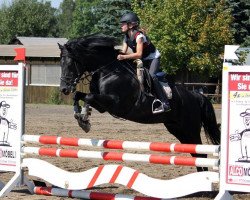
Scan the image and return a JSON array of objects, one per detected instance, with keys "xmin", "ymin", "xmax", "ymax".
[{"xmin": 139, "ymin": 27, "xmax": 147, "ymax": 34}]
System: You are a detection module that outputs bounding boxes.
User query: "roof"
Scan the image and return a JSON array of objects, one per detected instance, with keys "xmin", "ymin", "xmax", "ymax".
[
  {"xmin": 9, "ymin": 36, "xmax": 68, "ymax": 46},
  {"xmin": 0, "ymin": 44, "xmax": 64, "ymax": 58},
  {"xmin": 0, "ymin": 36, "xmax": 125, "ymax": 59},
  {"xmin": 0, "ymin": 37, "xmax": 68, "ymax": 58}
]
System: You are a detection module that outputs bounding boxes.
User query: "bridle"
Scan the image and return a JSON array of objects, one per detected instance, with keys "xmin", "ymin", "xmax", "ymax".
[
  {"xmin": 60, "ymin": 50, "xmax": 90, "ymax": 92},
  {"xmin": 60, "ymin": 60, "xmax": 86, "ymax": 84},
  {"xmin": 60, "ymin": 51, "xmax": 119, "ymax": 92}
]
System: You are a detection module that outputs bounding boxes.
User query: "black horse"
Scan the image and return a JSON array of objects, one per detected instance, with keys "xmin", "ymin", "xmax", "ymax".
[{"xmin": 58, "ymin": 35, "xmax": 220, "ymax": 171}]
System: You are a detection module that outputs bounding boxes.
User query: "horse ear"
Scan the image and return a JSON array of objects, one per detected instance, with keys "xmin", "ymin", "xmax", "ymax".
[{"xmin": 58, "ymin": 43, "xmax": 64, "ymax": 50}]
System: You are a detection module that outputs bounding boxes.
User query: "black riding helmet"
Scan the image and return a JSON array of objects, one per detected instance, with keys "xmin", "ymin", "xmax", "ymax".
[{"xmin": 120, "ymin": 12, "xmax": 140, "ymax": 25}]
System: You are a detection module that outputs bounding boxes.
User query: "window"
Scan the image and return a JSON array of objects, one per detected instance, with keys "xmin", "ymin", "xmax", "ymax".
[{"xmin": 30, "ymin": 65, "xmax": 61, "ymax": 86}]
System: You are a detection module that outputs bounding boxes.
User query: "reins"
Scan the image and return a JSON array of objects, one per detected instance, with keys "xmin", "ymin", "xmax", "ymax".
[
  {"xmin": 68, "ymin": 58, "xmax": 137, "ymax": 87},
  {"xmin": 81, "ymin": 59, "xmax": 118, "ymax": 83}
]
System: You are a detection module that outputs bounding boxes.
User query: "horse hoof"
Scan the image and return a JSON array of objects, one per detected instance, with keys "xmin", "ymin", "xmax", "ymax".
[
  {"xmin": 80, "ymin": 121, "xmax": 91, "ymax": 133},
  {"xmin": 79, "ymin": 120, "xmax": 91, "ymax": 133},
  {"xmin": 74, "ymin": 114, "xmax": 91, "ymax": 132}
]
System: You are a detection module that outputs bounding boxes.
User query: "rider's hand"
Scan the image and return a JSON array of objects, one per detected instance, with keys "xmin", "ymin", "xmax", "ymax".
[{"xmin": 117, "ymin": 54, "xmax": 126, "ymax": 60}]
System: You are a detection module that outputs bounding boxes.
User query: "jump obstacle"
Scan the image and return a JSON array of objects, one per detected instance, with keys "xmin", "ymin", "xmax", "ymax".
[
  {"xmin": 22, "ymin": 134, "xmax": 220, "ymax": 168},
  {"xmin": 1, "ymin": 46, "xmax": 250, "ymax": 199},
  {"xmin": 7, "ymin": 133, "xmax": 220, "ymax": 199},
  {"xmin": 0, "ymin": 131, "xmax": 220, "ymax": 199}
]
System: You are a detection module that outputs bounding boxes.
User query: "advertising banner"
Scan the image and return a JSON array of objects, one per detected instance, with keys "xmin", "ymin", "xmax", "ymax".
[
  {"xmin": 0, "ymin": 64, "xmax": 24, "ymax": 172},
  {"xmin": 227, "ymin": 71, "xmax": 250, "ymax": 186}
]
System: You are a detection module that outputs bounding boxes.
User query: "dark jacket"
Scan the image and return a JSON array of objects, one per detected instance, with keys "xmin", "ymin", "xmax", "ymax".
[{"xmin": 124, "ymin": 30, "xmax": 156, "ymax": 59}]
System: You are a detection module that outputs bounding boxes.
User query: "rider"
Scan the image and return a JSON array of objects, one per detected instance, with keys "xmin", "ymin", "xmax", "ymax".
[{"xmin": 117, "ymin": 12, "xmax": 170, "ymax": 113}]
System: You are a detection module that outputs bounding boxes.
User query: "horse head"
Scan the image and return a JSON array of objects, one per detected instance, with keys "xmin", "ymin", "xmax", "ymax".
[
  {"xmin": 58, "ymin": 35, "xmax": 119, "ymax": 95},
  {"xmin": 58, "ymin": 42, "xmax": 85, "ymax": 95}
]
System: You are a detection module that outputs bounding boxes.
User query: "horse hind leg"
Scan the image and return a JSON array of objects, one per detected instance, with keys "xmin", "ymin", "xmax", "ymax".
[
  {"xmin": 191, "ymin": 153, "xmax": 208, "ymax": 172},
  {"xmin": 165, "ymin": 123, "xmax": 207, "ymax": 172},
  {"xmin": 187, "ymin": 129, "xmax": 208, "ymax": 172},
  {"xmin": 201, "ymin": 95, "xmax": 221, "ymax": 145},
  {"xmin": 183, "ymin": 136, "xmax": 208, "ymax": 172},
  {"xmin": 186, "ymin": 138, "xmax": 209, "ymax": 172}
]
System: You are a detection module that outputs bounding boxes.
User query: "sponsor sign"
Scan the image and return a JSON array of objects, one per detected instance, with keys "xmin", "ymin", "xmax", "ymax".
[
  {"xmin": 227, "ymin": 71, "xmax": 250, "ymax": 186},
  {"xmin": 221, "ymin": 64, "xmax": 250, "ymax": 192},
  {"xmin": 0, "ymin": 64, "xmax": 23, "ymax": 172}
]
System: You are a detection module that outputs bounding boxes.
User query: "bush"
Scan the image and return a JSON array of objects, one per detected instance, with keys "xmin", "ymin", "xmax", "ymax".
[{"xmin": 48, "ymin": 88, "xmax": 62, "ymax": 105}]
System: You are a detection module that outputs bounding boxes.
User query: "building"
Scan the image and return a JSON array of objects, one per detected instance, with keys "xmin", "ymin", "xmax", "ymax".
[{"xmin": 0, "ymin": 37, "xmax": 79, "ymax": 104}]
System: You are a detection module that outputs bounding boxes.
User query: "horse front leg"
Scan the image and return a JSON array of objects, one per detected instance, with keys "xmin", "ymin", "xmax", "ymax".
[
  {"xmin": 73, "ymin": 91, "xmax": 119, "ymax": 132},
  {"xmin": 73, "ymin": 92, "xmax": 92, "ymax": 133},
  {"xmin": 84, "ymin": 93, "xmax": 119, "ymax": 113},
  {"xmin": 73, "ymin": 101, "xmax": 92, "ymax": 133},
  {"xmin": 74, "ymin": 91, "xmax": 106, "ymax": 113}
]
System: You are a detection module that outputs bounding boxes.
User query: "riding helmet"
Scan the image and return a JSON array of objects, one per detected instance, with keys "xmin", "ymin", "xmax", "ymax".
[{"xmin": 120, "ymin": 12, "xmax": 140, "ymax": 24}]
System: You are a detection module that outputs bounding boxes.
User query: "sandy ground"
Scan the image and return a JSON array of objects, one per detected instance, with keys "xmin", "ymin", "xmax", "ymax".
[{"xmin": 1, "ymin": 104, "xmax": 250, "ymax": 200}]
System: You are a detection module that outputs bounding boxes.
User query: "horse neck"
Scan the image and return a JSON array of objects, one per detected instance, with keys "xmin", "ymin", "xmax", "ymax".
[{"xmin": 85, "ymin": 50, "xmax": 118, "ymax": 72}]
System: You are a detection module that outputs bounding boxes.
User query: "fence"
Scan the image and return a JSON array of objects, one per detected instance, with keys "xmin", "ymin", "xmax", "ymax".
[{"xmin": 176, "ymin": 82, "xmax": 221, "ymax": 103}]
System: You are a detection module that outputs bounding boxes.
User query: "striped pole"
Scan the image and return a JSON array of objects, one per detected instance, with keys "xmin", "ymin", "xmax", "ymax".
[
  {"xmin": 34, "ymin": 186, "xmax": 163, "ymax": 200},
  {"xmin": 23, "ymin": 147, "xmax": 219, "ymax": 168},
  {"xmin": 22, "ymin": 135, "xmax": 219, "ymax": 155}
]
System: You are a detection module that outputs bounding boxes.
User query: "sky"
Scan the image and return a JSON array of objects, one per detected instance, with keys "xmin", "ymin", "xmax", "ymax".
[
  {"xmin": 1, "ymin": 0, "xmax": 64, "ymax": 8},
  {"xmin": 47, "ymin": 0, "xmax": 64, "ymax": 8}
]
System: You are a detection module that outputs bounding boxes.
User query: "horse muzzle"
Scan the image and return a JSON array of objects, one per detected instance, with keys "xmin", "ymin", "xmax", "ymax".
[
  {"xmin": 60, "ymin": 87, "xmax": 71, "ymax": 95},
  {"xmin": 60, "ymin": 77, "xmax": 77, "ymax": 95},
  {"xmin": 60, "ymin": 85, "xmax": 77, "ymax": 95}
]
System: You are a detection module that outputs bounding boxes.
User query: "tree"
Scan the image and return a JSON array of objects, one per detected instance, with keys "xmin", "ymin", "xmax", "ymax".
[
  {"xmin": 132, "ymin": 0, "xmax": 234, "ymax": 81},
  {"xmin": 0, "ymin": 0, "xmax": 59, "ymax": 44},
  {"xmin": 70, "ymin": 0, "xmax": 132, "ymax": 40},
  {"xmin": 70, "ymin": 0, "xmax": 100, "ymax": 38},
  {"xmin": 94, "ymin": 0, "xmax": 132, "ymax": 39},
  {"xmin": 57, "ymin": 0, "xmax": 75, "ymax": 38},
  {"xmin": 226, "ymin": 0, "xmax": 250, "ymax": 46}
]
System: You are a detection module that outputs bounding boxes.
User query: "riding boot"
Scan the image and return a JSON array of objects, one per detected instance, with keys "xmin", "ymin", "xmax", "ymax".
[
  {"xmin": 156, "ymin": 72, "xmax": 172, "ymax": 99},
  {"xmin": 152, "ymin": 76, "xmax": 171, "ymax": 114},
  {"xmin": 159, "ymin": 81, "xmax": 172, "ymax": 99}
]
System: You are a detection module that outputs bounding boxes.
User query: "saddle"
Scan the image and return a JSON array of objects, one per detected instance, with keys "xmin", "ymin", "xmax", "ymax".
[
  {"xmin": 141, "ymin": 67, "xmax": 152, "ymax": 94},
  {"xmin": 139, "ymin": 67, "xmax": 172, "ymax": 100}
]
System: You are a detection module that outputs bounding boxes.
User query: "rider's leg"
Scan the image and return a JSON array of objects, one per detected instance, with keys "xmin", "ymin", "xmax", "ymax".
[
  {"xmin": 134, "ymin": 59, "xmax": 144, "ymax": 90},
  {"xmin": 148, "ymin": 57, "xmax": 160, "ymax": 75},
  {"xmin": 148, "ymin": 58, "xmax": 171, "ymax": 113},
  {"xmin": 156, "ymin": 72, "xmax": 172, "ymax": 99},
  {"xmin": 152, "ymin": 75, "xmax": 171, "ymax": 112}
]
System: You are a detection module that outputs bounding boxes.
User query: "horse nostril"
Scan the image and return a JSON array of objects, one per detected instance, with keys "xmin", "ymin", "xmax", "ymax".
[
  {"xmin": 60, "ymin": 87, "xmax": 65, "ymax": 93},
  {"xmin": 60, "ymin": 88, "xmax": 68, "ymax": 94}
]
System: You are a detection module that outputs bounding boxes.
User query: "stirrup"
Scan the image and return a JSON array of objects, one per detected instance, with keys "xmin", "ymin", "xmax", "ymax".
[{"xmin": 152, "ymin": 99, "xmax": 164, "ymax": 114}]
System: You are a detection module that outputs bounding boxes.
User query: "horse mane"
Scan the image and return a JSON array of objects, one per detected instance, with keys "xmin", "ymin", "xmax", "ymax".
[{"xmin": 65, "ymin": 34, "xmax": 120, "ymax": 59}]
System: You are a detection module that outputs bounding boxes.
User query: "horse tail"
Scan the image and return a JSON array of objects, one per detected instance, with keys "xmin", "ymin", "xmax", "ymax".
[{"xmin": 200, "ymin": 95, "xmax": 221, "ymax": 145}]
